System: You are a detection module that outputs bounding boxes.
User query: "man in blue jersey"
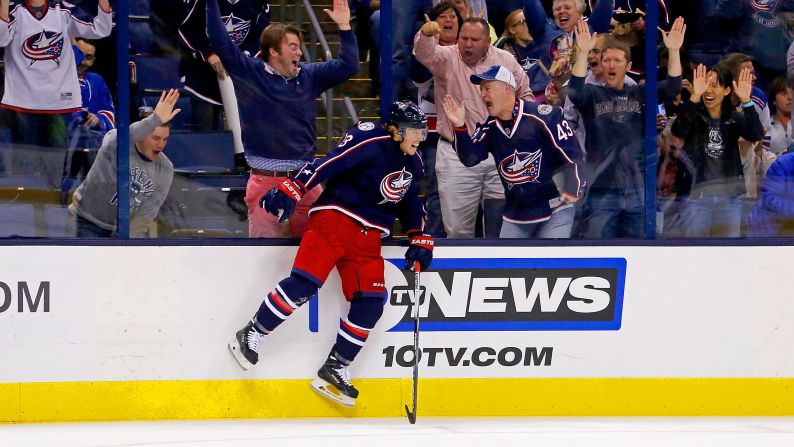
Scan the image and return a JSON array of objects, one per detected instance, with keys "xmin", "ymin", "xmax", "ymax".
[
  {"xmin": 206, "ymin": 0, "xmax": 358, "ymax": 238},
  {"xmin": 61, "ymin": 38, "xmax": 116, "ymax": 204},
  {"xmin": 443, "ymin": 65, "xmax": 584, "ymax": 238},
  {"xmin": 228, "ymin": 101, "xmax": 434, "ymax": 408}
]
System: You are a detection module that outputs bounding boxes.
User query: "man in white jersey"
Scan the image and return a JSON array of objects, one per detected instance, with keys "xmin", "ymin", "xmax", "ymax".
[{"xmin": 0, "ymin": 0, "xmax": 112, "ymax": 150}]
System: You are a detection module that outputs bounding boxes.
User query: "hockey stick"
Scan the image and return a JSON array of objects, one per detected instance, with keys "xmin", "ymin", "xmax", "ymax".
[{"xmin": 405, "ymin": 260, "xmax": 421, "ymax": 424}]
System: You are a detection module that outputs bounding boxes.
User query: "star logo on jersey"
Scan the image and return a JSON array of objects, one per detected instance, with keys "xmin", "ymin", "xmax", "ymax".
[
  {"xmin": 224, "ymin": 13, "xmax": 252, "ymax": 46},
  {"xmin": 298, "ymin": 164, "xmax": 315, "ymax": 177},
  {"xmin": 499, "ymin": 149, "xmax": 542, "ymax": 186},
  {"xmin": 379, "ymin": 168, "xmax": 413, "ymax": 204},
  {"xmin": 22, "ymin": 30, "xmax": 65, "ymax": 66},
  {"xmin": 751, "ymin": 0, "xmax": 777, "ymax": 12}
]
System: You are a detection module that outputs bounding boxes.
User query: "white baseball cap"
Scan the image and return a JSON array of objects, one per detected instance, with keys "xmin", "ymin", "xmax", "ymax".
[{"xmin": 470, "ymin": 65, "xmax": 517, "ymax": 90}]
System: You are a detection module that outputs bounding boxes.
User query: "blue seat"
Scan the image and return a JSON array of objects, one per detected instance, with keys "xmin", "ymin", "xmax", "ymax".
[
  {"xmin": 131, "ymin": 54, "xmax": 181, "ymax": 93},
  {"xmin": 176, "ymin": 173, "xmax": 249, "ymax": 189},
  {"xmin": 139, "ymin": 93, "xmax": 192, "ymax": 130},
  {"xmin": 0, "ymin": 204, "xmax": 36, "ymax": 238},
  {"xmin": 164, "ymin": 131, "xmax": 236, "ymax": 174},
  {"xmin": 130, "ymin": 18, "xmax": 156, "ymax": 55},
  {"xmin": 131, "ymin": 0, "xmax": 150, "ymax": 17},
  {"xmin": 0, "ymin": 175, "xmax": 49, "ymax": 189},
  {"xmin": 44, "ymin": 205, "xmax": 72, "ymax": 238}
]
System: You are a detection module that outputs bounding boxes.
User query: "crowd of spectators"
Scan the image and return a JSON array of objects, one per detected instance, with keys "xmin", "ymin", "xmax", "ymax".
[{"xmin": 2, "ymin": 0, "xmax": 794, "ymax": 239}]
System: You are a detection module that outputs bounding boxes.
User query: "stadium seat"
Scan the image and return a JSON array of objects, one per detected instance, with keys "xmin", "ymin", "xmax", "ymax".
[
  {"xmin": 44, "ymin": 205, "xmax": 72, "ymax": 238},
  {"xmin": 131, "ymin": 54, "xmax": 181, "ymax": 93},
  {"xmin": 158, "ymin": 180, "xmax": 248, "ymax": 238},
  {"xmin": 130, "ymin": 0, "xmax": 150, "ymax": 17},
  {"xmin": 0, "ymin": 175, "xmax": 49, "ymax": 189},
  {"xmin": 139, "ymin": 93, "xmax": 193, "ymax": 130},
  {"xmin": 130, "ymin": 18, "xmax": 156, "ymax": 55},
  {"xmin": 163, "ymin": 131, "xmax": 236, "ymax": 174},
  {"xmin": 0, "ymin": 204, "xmax": 36, "ymax": 238},
  {"xmin": 175, "ymin": 172, "xmax": 249, "ymax": 189}
]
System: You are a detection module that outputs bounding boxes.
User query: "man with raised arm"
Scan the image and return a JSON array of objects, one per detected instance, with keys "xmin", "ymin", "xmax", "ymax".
[
  {"xmin": 567, "ymin": 17, "xmax": 684, "ymax": 238},
  {"xmin": 414, "ymin": 14, "xmax": 532, "ymax": 238},
  {"xmin": 69, "ymin": 90, "xmax": 182, "ymax": 238},
  {"xmin": 206, "ymin": 0, "xmax": 358, "ymax": 238},
  {"xmin": 442, "ymin": 65, "xmax": 584, "ymax": 238},
  {"xmin": 0, "ymin": 0, "xmax": 112, "ymax": 149}
]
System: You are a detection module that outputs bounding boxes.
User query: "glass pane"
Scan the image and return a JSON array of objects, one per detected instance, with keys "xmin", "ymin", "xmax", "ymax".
[
  {"xmin": 0, "ymin": 1, "xmax": 116, "ymax": 238},
  {"xmin": 658, "ymin": 2, "xmax": 794, "ymax": 239},
  {"xmin": 393, "ymin": 0, "xmax": 651, "ymax": 239}
]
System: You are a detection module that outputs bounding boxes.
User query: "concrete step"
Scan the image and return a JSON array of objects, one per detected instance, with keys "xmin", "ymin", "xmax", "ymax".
[
  {"xmin": 271, "ymin": 1, "xmax": 376, "ymax": 29},
  {"xmin": 337, "ymin": 76, "xmax": 375, "ymax": 97},
  {"xmin": 270, "ymin": 2, "xmax": 332, "ymax": 23},
  {"xmin": 317, "ymin": 97, "xmax": 381, "ymax": 119},
  {"xmin": 305, "ymin": 39, "xmax": 340, "ymax": 61}
]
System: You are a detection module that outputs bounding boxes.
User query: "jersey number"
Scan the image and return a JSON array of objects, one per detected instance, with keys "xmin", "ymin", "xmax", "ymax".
[{"xmin": 556, "ymin": 121, "xmax": 574, "ymax": 141}]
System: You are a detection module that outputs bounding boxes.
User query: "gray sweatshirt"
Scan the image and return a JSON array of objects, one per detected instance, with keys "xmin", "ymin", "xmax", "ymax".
[{"xmin": 69, "ymin": 114, "xmax": 174, "ymax": 237}]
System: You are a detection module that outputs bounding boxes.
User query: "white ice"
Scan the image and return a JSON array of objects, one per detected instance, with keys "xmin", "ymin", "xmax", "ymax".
[{"xmin": 2, "ymin": 417, "xmax": 794, "ymax": 447}]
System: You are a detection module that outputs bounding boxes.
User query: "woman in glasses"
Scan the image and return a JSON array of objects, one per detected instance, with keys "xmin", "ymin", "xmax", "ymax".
[{"xmin": 498, "ymin": 9, "xmax": 550, "ymax": 102}]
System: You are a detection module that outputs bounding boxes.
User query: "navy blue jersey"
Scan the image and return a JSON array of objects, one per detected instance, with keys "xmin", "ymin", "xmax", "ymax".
[
  {"xmin": 453, "ymin": 100, "xmax": 583, "ymax": 223},
  {"xmin": 179, "ymin": 0, "xmax": 270, "ymax": 104},
  {"xmin": 291, "ymin": 122, "xmax": 426, "ymax": 236}
]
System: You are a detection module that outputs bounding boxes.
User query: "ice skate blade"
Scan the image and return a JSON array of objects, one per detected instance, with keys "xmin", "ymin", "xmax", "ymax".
[
  {"xmin": 310, "ymin": 378, "xmax": 356, "ymax": 407},
  {"xmin": 228, "ymin": 339, "xmax": 252, "ymax": 371}
]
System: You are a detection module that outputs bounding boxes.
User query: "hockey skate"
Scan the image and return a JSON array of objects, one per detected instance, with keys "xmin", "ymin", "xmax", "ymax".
[
  {"xmin": 228, "ymin": 320, "xmax": 265, "ymax": 370},
  {"xmin": 310, "ymin": 354, "xmax": 359, "ymax": 407}
]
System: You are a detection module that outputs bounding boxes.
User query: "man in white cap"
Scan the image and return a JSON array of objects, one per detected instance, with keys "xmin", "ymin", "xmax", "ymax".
[
  {"xmin": 442, "ymin": 65, "xmax": 583, "ymax": 238},
  {"xmin": 414, "ymin": 16, "xmax": 532, "ymax": 238}
]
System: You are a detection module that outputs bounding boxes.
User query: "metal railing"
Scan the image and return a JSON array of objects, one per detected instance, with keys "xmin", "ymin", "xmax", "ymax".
[{"xmin": 279, "ymin": 0, "xmax": 361, "ymax": 151}]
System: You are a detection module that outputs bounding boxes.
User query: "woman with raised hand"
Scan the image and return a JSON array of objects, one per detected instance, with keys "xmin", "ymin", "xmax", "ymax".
[{"xmin": 671, "ymin": 64, "xmax": 765, "ymax": 237}]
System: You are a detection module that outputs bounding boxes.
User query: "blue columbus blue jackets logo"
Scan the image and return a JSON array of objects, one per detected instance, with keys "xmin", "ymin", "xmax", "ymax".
[
  {"xmin": 499, "ymin": 149, "xmax": 542, "ymax": 185},
  {"xmin": 223, "ymin": 13, "xmax": 252, "ymax": 46},
  {"xmin": 379, "ymin": 168, "xmax": 412, "ymax": 204},
  {"xmin": 22, "ymin": 30, "xmax": 64, "ymax": 66}
]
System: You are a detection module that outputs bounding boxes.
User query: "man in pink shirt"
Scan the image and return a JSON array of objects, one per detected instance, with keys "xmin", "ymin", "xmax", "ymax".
[{"xmin": 414, "ymin": 16, "xmax": 532, "ymax": 238}]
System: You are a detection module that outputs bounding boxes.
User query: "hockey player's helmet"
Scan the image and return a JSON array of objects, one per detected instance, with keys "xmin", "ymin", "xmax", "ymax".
[{"xmin": 388, "ymin": 101, "xmax": 428, "ymax": 141}]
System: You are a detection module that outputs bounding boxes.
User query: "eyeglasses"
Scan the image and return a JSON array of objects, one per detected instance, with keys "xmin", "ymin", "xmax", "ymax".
[{"xmin": 512, "ymin": 19, "xmax": 527, "ymax": 27}]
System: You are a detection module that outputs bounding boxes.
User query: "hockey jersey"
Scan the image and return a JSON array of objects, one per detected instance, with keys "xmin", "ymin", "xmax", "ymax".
[
  {"xmin": 453, "ymin": 99, "xmax": 583, "ymax": 223},
  {"xmin": 0, "ymin": 0, "xmax": 112, "ymax": 113},
  {"xmin": 179, "ymin": 0, "xmax": 270, "ymax": 104},
  {"xmin": 290, "ymin": 122, "xmax": 426, "ymax": 236},
  {"xmin": 78, "ymin": 71, "xmax": 115, "ymax": 132}
]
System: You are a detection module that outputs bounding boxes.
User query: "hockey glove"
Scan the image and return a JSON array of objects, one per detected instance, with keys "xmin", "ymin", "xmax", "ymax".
[
  {"xmin": 260, "ymin": 178, "xmax": 305, "ymax": 223},
  {"xmin": 404, "ymin": 232, "xmax": 434, "ymax": 271}
]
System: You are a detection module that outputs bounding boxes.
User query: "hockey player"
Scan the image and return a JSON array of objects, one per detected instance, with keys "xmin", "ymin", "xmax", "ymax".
[
  {"xmin": 0, "ymin": 0, "xmax": 112, "ymax": 148},
  {"xmin": 228, "ymin": 101, "xmax": 435, "ymax": 407},
  {"xmin": 442, "ymin": 65, "xmax": 583, "ymax": 238}
]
